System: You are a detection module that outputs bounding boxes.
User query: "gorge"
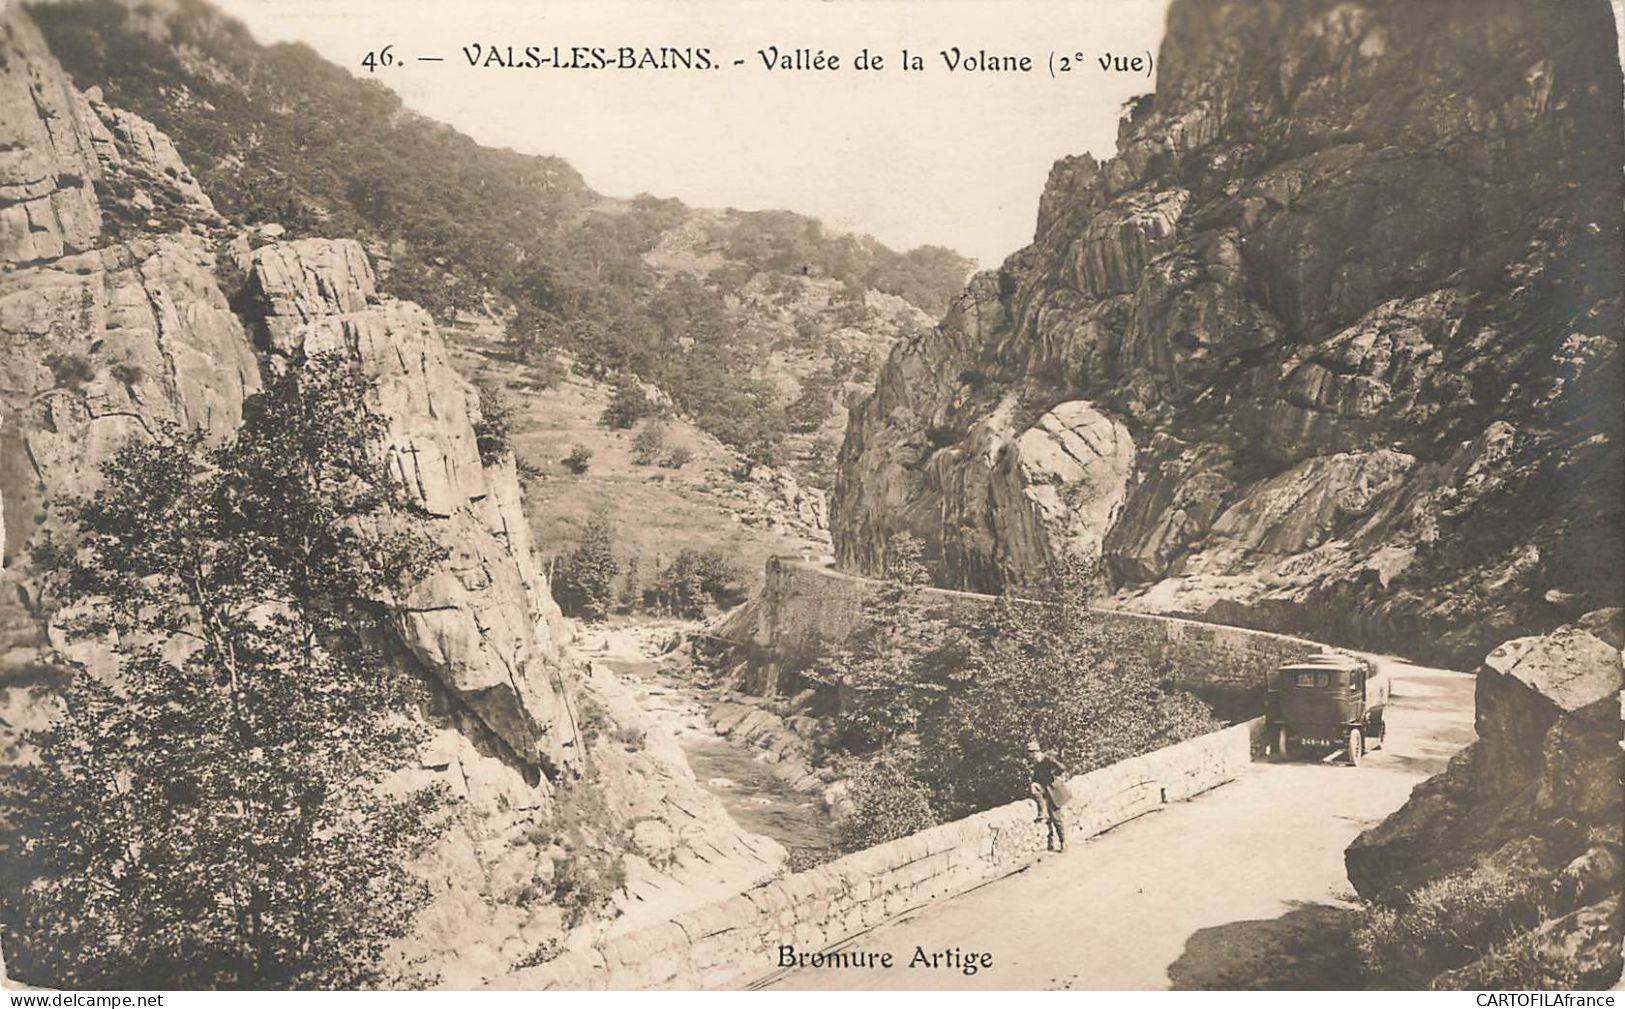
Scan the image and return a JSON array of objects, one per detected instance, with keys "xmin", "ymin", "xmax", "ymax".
[
  {"xmin": 0, "ymin": 0, "xmax": 1620, "ymax": 992},
  {"xmin": 830, "ymin": 0, "xmax": 1624, "ymax": 667}
]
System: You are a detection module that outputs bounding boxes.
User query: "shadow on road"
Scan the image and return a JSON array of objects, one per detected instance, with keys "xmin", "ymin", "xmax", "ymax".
[{"xmin": 1166, "ymin": 902, "xmax": 1369, "ymax": 990}]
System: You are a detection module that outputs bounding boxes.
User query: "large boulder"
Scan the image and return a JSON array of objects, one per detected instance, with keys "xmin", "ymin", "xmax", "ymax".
[{"xmin": 1344, "ymin": 617, "xmax": 1623, "ymax": 988}]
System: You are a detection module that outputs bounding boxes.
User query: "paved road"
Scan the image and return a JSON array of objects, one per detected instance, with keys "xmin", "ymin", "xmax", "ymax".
[{"xmin": 755, "ymin": 661, "xmax": 1476, "ymax": 991}]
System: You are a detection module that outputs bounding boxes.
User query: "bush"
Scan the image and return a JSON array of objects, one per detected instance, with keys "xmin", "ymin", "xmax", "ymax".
[
  {"xmin": 552, "ymin": 513, "xmax": 618, "ymax": 621},
  {"xmin": 650, "ymin": 548, "xmax": 739, "ymax": 618},
  {"xmin": 659, "ymin": 446, "xmax": 693, "ymax": 469},
  {"xmin": 835, "ymin": 754, "xmax": 939, "ymax": 851},
  {"xmin": 785, "ymin": 374, "xmax": 836, "ymax": 434},
  {"xmin": 472, "ymin": 382, "xmax": 513, "ymax": 465},
  {"xmin": 107, "ymin": 362, "xmax": 144, "ymax": 387},
  {"xmin": 530, "ymin": 353, "xmax": 568, "ymax": 391},
  {"xmin": 1352, "ymin": 862, "xmax": 1548, "ymax": 987},
  {"xmin": 630, "ymin": 421, "xmax": 666, "ymax": 466},
  {"xmin": 562, "ymin": 445, "xmax": 592, "ymax": 474},
  {"xmin": 45, "ymin": 352, "xmax": 95, "ymax": 389},
  {"xmin": 601, "ymin": 381, "xmax": 655, "ymax": 430}
]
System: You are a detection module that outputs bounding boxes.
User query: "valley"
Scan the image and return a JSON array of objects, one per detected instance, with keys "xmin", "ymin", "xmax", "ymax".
[{"xmin": 0, "ymin": 0, "xmax": 1618, "ymax": 993}]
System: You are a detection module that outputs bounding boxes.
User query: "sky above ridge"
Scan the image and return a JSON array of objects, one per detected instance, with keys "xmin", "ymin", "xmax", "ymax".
[{"xmin": 211, "ymin": 0, "xmax": 1171, "ymax": 267}]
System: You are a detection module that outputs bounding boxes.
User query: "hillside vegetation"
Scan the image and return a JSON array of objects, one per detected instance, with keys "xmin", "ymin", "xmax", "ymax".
[{"xmin": 30, "ymin": 0, "xmax": 971, "ymax": 477}]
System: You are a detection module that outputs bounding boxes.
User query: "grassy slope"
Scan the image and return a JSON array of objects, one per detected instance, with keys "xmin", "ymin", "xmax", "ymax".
[{"xmin": 446, "ymin": 332, "xmax": 827, "ymax": 599}]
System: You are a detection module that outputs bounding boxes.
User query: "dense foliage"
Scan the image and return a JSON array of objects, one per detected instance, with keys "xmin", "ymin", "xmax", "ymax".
[
  {"xmin": 12, "ymin": 358, "xmax": 450, "ymax": 988},
  {"xmin": 551, "ymin": 514, "xmax": 620, "ymax": 622},
  {"xmin": 648, "ymin": 549, "xmax": 742, "ymax": 619},
  {"xmin": 472, "ymin": 381, "xmax": 514, "ymax": 466},
  {"xmin": 31, "ymin": 0, "xmax": 972, "ymax": 470},
  {"xmin": 813, "ymin": 547, "xmax": 1220, "ymax": 847}
]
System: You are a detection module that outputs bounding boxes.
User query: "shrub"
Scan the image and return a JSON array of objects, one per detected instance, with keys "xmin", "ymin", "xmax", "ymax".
[
  {"xmin": 530, "ymin": 352, "xmax": 568, "ymax": 391},
  {"xmin": 45, "ymin": 352, "xmax": 95, "ymax": 389},
  {"xmin": 651, "ymin": 548, "xmax": 739, "ymax": 619},
  {"xmin": 659, "ymin": 446, "xmax": 693, "ymax": 469},
  {"xmin": 835, "ymin": 754, "xmax": 939, "ymax": 851},
  {"xmin": 785, "ymin": 374, "xmax": 836, "ymax": 434},
  {"xmin": 513, "ymin": 939, "xmax": 563, "ymax": 970},
  {"xmin": 516, "ymin": 457, "xmax": 545, "ymax": 482},
  {"xmin": 562, "ymin": 445, "xmax": 592, "ymax": 474},
  {"xmin": 630, "ymin": 421, "xmax": 666, "ymax": 466},
  {"xmin": 472, "ymin": 382, "xmax": 513, "ymax": 465},
  {"xmin": 107, "ymin": 362, "xmax": 144, "ymax": 387},
  {"xmin": 1352, "ymin": 862, "xmax": 1548, "ymax": 987},
  {"xmin": 1439, "ymin": 934, "xmax": 1589, "ymax": 990},
  {"xmin": 550, "ymin": 851, "xmax": 621, "ymax": 930}
]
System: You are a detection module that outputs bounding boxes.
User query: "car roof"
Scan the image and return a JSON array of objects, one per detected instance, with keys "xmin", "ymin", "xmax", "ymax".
[{"xmin": 1279, "ymin": 652, "xmax": 1365, "ymax": 673}]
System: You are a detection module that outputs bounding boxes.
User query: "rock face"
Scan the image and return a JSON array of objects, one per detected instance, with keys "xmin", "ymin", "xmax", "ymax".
[
  {"xmin": 1344, "ymin": 615, "xmax": 1623, "ymax": 987},
  {"xmin": 832, "ymin": 0, "xmax": 1624, "ymax": 663},
  {"xmin": 0, "ymin": 4, "xmax": 574, "ymax": 777},
  {"xmin": 236, "ymin": 236, "xmax": 577, "ymax": 770}
]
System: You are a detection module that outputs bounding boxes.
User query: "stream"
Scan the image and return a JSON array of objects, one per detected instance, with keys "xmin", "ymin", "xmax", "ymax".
[{"xmin": 593, "ymin": 639, "xmax": 838, "ymax": 865}]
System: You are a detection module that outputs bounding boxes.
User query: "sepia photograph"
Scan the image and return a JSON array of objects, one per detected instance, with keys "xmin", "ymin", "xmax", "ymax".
[{"xmin": 0, "ymin": 0, "xmax": 1621, "ymax": 993}]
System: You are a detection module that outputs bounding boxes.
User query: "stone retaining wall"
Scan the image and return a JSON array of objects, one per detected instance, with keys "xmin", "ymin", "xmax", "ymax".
[
  {"xmin": 491, "ymin": 716, "xmax": 1263, "ymax": 991},
  {"xmin": 715, "ymin": 558, "xmax": 1327, "ymax": 702}
]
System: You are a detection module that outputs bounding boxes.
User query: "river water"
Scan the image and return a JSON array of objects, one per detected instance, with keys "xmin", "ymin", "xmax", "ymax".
[{"xmin": 596, "ymin": 647, "xmax": 837, "ymax": 864}]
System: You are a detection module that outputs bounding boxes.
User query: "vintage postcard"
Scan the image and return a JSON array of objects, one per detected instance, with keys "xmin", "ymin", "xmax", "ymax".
[{"xmin": 0, "ymin": 0, "xmax": 1621, "ymax": 993}]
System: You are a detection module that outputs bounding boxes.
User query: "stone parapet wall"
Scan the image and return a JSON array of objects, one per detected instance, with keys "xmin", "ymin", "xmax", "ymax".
[
  {"xmin": 717, "ymin": 558, "xmax": 1327, "ymax": 700},
  {"xmin": 492, "ymin": 717, "xmax": 1261, "ymax": 991}
]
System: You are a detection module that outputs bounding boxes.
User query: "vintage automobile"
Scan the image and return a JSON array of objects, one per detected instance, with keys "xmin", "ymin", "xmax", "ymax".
[{"xmin": 1265, "ymin": 652, "xmax": 1389, "ymax": 765}]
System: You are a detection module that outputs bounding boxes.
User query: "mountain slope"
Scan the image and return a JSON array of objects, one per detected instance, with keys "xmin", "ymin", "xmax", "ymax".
[
  {"xmin": 26, "ymin": 0, "xmax": 971, "ymax": 481},
  {"xmin": 831, "ymin": 0, "xmax": 1624, "ymax": 664}
]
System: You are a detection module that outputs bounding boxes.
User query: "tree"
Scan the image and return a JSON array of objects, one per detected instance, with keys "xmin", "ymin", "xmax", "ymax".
[
  {"xmin": 803, "ymin": 536, "xmax": 963, "ymax": 754},
  {"xmin": 553, "ymin": 513, "xmax": 619, "ymax": 622},
  {"xmin": 600, "ymin": 381, "xmax": 655, "ymax": 430},
  {"xmin": 650, "ymin": 549, "xmax": 739, "ymax": 619},
  {"xmin": 15, "ymin": 355, "xmax": 450, "ymax": 989},
  {"xmin": 808, "ymin": 553, "xmax": 1219, "ymax": 826},
  {"xmin": 881, "ymin": 531, "xmax": 931, "ymax": 586},
  {"xmin": 917, "ymin": 559, "xmax": 1219, "ymax": 819},
  {"xmin": 472, "ymin": 381, "xmax": 513, "ymax": 465}
]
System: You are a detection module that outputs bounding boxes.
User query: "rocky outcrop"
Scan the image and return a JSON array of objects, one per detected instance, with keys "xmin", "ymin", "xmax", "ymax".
[
  {"xmin": 831, "ymin": 0, "xmax": 1624, "ymax": 663},
  {"xmin": 0, "ymin": 11, "xmax": 101, "ymax": 265},
  {"xmin": 1345, "ymin": 614, "xmax": 1623, "ymax": 988},
  {"xmin": 234, "ymin": 236, "xmax": 577, "ymax": 770}
]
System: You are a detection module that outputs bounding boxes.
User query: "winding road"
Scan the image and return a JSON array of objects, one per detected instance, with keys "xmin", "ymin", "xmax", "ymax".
[{"xmin": 753, "ymin": 660, "xmax": 1476, "ymax": 991}]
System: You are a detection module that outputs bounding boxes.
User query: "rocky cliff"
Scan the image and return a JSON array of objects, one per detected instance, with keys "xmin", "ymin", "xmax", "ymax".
[
  {"xmin": 832, "ymin": 0, "xmax": 1624, "ymax": 663},
  {"xmin": 0, "ymin": 7, "xmax": 781, "ymax": 986},
  {"xmin": 1344, "ymin": 613, "xmax": 1623, "ymax": 987}
]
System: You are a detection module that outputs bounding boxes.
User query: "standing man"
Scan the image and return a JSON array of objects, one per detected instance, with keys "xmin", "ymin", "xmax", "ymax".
[{"xmin": 1028, "ymin": 740, "xmax": 1070, "ymax": 852}]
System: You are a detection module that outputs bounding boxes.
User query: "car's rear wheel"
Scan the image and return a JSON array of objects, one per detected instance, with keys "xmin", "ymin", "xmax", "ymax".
[
  {"xmin": 1347, "ymin": 727, "xmax": 1364, "ymax": 766},
  {"xmin": 1275, "ymin": 725, "xmax": 1290, "ymax": 761}
]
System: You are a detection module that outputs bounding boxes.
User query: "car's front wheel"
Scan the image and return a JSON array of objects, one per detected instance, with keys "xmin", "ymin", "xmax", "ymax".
[{"xmin": 1347, "ymin": 727, "xmax": 1365, "ymax": 766}]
